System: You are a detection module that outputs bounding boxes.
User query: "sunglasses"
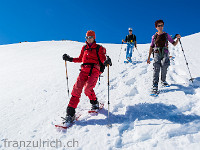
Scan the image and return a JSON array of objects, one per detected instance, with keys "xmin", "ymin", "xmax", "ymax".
[
  {"xmin": 85, "ymin": 36, "xmax": 94, "ymax": 39},
  {"xmin": 157, "ymin": 24, "xmax": 164, "ymax": 27}
]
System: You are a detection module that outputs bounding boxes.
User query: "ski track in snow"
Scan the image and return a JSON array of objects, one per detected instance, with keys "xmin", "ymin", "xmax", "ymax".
[{"xmin": 0, "ymin": 33, "xmax": 200, "ymax": 150}]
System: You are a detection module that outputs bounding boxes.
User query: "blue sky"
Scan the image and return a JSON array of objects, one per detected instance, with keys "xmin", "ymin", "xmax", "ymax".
[{"xmin": 0, "ymin": 0, "xmax": 199, "ymax": 45}]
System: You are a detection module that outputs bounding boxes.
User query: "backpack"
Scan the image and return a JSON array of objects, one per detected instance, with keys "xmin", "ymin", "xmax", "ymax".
[
  {"xmin": 153, "ymin": 33, "xmax": 168, "ymax": 58},
  {"xmin": 153, "ymin": 32, "xmax": 168, "ymax": 47},
  {"xmin": 84, "ymin": 44, "xmax": 105, "ymax": 73}
]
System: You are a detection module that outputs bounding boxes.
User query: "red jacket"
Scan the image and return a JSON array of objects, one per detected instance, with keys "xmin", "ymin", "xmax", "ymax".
[{"xmin": 73, "ymin": 41, "xmax": 106, "ymax": 67}]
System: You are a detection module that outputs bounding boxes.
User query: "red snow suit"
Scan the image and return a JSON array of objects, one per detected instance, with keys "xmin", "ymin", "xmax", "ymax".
[{"xmin": 68, "ymin": 41, "xmax": 106, "ymax": 108}]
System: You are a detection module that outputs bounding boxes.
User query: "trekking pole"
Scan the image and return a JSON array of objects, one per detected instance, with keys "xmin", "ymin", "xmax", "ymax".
[
  {"xmin": 98, "ymin": 75, "xmax": 101, "ymax": 85},
  {"xmin": 135, "ymin": 47, "xmax": 142, "ymax": 58},
  {"xmin": 98, "ymin": 75, "xmax": 103, "ymax": 85},
  {"xmin": 118, "ymin": 42, "xmax": 123, "ymax": 62},
  {"xmin": 65, "ymin": 61, "xmax": 70, "ymax": 97},
  {"xmin": 107, "ymin": 64, "xmax": 112, "ymax": 127},
  {"xmin": 179, "ymin": 39, "xmax": 194, "ymax": 82}
]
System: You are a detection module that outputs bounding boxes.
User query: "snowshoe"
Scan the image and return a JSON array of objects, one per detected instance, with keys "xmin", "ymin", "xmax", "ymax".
[
  {"xmin": 124, "ymin": 57, "xmax": 132, "ymax": 63},
  {"xmin": 150, "ymin": 83, "xmax": 159, "ymax": 96},
  {"xmin": 150, "ymin": 89, "xmax": 159, "ymax": 97},
  {"xmin": 124, "ymin": 60, "xmax": 129, "ymax": 63},
  {"xmin": 128, "ymin": 59, "xmax": 132, "ymax": 63},
  {"xmin": 61, "ymin": 115, "xmax": 76, "ymax": 127},
  {"xmin": 88, "ymin": 100, "xmax": 100, "ymax": 113},
  {"xmin": 161, "ymin": 81, "xmax": 170, "ymax": 87},
  {"xmin": 91, "ymin": 101, "xmax": 99, "ymax": 110},
  {"xmin": 88, "ymin": 103, "xmax": 104, "ymax": 114},
  {"xmin": 55, "ymin": 114, "xmax": 81, "ymax": 130}
]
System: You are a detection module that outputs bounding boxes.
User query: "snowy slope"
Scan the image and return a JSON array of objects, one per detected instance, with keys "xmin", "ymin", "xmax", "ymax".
[{"xmin": 0, "ymin": 33, "xmax": 200, "ymax": 150}]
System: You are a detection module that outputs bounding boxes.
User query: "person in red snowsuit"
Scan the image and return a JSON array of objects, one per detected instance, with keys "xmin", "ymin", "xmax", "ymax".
[{"xmin": 62, "ymin": 30, "xmax": 112, "ymax": 123}]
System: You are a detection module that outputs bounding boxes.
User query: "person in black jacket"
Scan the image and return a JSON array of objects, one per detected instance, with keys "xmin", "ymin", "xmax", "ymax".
[{"xmin": 122, "ymin": 28, "xmax": 137, "ymax": 62}]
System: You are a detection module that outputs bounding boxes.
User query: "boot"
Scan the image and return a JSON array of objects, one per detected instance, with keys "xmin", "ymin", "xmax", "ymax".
[
  {"xmin": 90, "ymin": 99, "xmax": 99, "ymax": 110},
  {"xmin": 161, "ymin": 80, "xmax": 169, "ymax": 87},
  {"xmin": 62, "ymin": 107, "xmax": 75, "ymax": 126},
  {"xmin": 151, "ymin": 82, "xmax": 158, "ymax": 94}
]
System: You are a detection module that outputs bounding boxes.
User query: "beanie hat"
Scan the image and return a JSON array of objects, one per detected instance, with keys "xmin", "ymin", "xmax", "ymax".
[{"xmin": 86, "ymin": 30, "xmax": 96, "ymax": 39}]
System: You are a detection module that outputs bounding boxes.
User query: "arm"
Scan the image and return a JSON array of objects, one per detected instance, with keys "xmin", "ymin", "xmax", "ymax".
[
  {"xmin": 147, "ymin": 35, "xmax": 155, "ymax": 64},
  {"xmin": 72, "ymin": 46, "xmax": 85, "ymax": 63},
  {"xmin": 98, "ymin": 46, "xmax": 107, "ymax": 73},
  {"xmin": 99, "ymin": 46, "xmax": 107, "ymax": 64},
  {"xmin": 173, "ymin": 39, "xmax": 179, "ymax": 46},
  {"xmin": 134, "ymin": 35, "xmax": 137, "ymax": 47},
  {"xmin": 122, "ymin": 36, "xmax": 127, "ymax": 43},
  {"xmin": 147, "ymin": 47, "xmax": 153, "ymax": 64},
  {"xmin": 173, "ymin": 34, "xmax": 181, "ymax": 46},
  {"xmin": 167, "ymin": 33, "xmax": 181, "ymax": 46},
  {"xmin": 135, "ymin": 41, "xmax": 137, "ymax": 48},
  {"xmin": 133, "ymin": 35, "xmax": 137, "ymax": 48}
]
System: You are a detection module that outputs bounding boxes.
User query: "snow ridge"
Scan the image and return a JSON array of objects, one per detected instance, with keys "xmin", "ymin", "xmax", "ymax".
[{"xmin": 0, "ymin": 33, "xmax": 200, "ymax": 150}]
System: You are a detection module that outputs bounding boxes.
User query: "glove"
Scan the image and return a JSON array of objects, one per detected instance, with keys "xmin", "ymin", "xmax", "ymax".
[
  {"xmin": 173, "ymin": 34, "xmax": 178, "ymax": 39},
  {"xmin": 62, "ymin": 54, "xmax": 73, "ymax": 62},
  {"xmin": 104, "ymin": 56, "xmax": 112, "ymax": 66},
  {"xmin": 173, "ymin": 34, "xmax": 181, "ymax": 40}
]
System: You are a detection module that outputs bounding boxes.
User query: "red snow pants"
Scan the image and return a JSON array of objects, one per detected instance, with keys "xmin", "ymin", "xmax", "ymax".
[{"xmin": 68, "ymin": 65, "xmax": 100, "ymax": 108}]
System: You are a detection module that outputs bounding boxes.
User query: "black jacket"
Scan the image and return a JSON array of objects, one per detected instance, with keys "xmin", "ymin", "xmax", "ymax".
[{"xmin": 125, "ymin": 34, "xmax": 136, "ymax": 43}]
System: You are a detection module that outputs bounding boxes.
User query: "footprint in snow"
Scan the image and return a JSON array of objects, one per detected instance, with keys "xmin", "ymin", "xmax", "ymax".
[
  {"xmin": 128, "ymin": 87, "xmax": 138, "ymax": 96},
  {"xmin": 110, "ymin": 83, "xmax": 118, "ymax": 90},
  {"xmin": 125, "ymin": 78, "xmax": 136, "ymax": 86},
  {"xmin": 120, "ymin": 69, "xmax": 127, "ymax": 74},
  {"xmin": 110, "ymin": 77, "xmax": 117, "ymax": 83},
  {"xmin": 122, "ymin": 73, "xmax": 128, "ymax": 78},
  {"xmin": 140, "ymin": 68, "xmax": 147, "ymax": 75}
]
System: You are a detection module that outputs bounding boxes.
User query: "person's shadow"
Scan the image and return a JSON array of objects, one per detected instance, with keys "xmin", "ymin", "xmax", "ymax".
[
  {"xmin": 76, "ymin": 102, "xmax": 200, "ymax": 148},
  {"xmin": 74, "ymin": 77, "xmax": 200, "ymax": 142},
  {"xmin": 76, "ymin": 102, "xmax": 200, "ymax": 126},
  {"xmin": 162, "ymin": 77, "xmax": 200, "ymax": 95}
]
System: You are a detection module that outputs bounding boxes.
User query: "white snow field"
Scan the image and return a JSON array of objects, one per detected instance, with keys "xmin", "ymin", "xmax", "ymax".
[{"xmin": 0, "ymin": 32, "xmax": 200, "ymax": 150}]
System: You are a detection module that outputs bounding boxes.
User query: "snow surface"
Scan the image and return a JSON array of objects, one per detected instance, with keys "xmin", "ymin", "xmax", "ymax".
[{"xmin": 0, "ymin": 33, "xmax": 200, "ymax": 150}]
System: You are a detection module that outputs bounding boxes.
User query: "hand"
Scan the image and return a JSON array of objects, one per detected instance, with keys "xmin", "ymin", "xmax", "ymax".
[
  {"xmin": 122, "ymin": 39, "xmax": 124, "ymax": 43},
  {"xmin": 62, "ymin": 54, "xmax": 73, "ymax": 62},
  {"xmin": 176, "ymin": 34, "xmax": 181, "ymax": 39},
  {"xmin": 104, "ymin": 56, "xmax": 112, "ymax": 66},
  {"xmin": 147, "ymin": 58, "xmax": 151, "ymax": 64}
]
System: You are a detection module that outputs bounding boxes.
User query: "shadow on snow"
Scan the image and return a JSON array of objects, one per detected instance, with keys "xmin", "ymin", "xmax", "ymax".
[
  {"xmin": 163, "ymin": 77, "xmax": 200, "ymax": 95},
  {"xmin": 76, "ymin": 102, "xmax": 200, "ymax": 126}
]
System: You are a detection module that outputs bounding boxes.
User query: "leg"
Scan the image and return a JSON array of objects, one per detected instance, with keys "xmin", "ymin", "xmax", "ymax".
[
  {"xmin": 68, "ymin": 70, "xmax": 88, "ymax": 109},
  {"xmin": 126, "ymin": 44, "xmax": 130, "ymax": 59},
  {"xmin": 129, "ymin": 44, "xmax": 133, "ymax": 58},
  {"xmin": 161, "ymin": 53, "xmax": 170, "ymax": 82},
  {"xmin": 84, "ymin": 69, "xmax": 100, "ymax": 101},
  {"xmin": 153, "ymin": 53, "xmax": 161, "ymax": 87}
]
